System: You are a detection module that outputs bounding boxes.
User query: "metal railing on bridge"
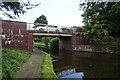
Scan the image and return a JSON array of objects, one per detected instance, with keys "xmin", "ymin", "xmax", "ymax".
[{"xmin": 27, "ymin": 23, "xmax": 75, "ymax": 34}]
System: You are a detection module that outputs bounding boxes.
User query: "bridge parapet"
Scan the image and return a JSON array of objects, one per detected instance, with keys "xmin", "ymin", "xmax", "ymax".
[
  {"xmin": 28, "ymin": 30, "xmax": 72, "ymax": 34},
  {"xmin": 27, "ymin": 23, "xmax": 73, "ymax": 34},
  {"xmin": 2, "ymin": 20, "xmax": 33, "ymax": 51}
]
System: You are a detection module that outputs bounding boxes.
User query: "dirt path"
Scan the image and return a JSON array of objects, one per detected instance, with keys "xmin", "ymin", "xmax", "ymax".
[{"xmin": 14, "ymin": 49, "xmax": 45, "ymax": 78}]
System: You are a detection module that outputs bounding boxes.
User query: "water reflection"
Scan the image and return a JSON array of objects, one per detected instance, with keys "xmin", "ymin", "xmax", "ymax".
[{"xmin": 51, "ymin": 50, "xmax": 120, "ymax": 78}]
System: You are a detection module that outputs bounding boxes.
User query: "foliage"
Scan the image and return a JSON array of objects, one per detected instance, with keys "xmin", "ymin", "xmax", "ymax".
[
  {"xmin": 80, "ymin": 1, "xmax": 120, "ymax": 40},
  {"xmin": 33, "ymin": 37, "xmax": 53, "ymax": 53},
  {"xmin": 49, "ymin": 37, "xmax": 59, "ymax": 52},
  {"xmin": 92, "ymin": 37, "xmax": 109, "ymax": 51},
  {"xmin": 33, "ymin": 36, "xmax": 41, "ymax": 42},
  {"xmin": 34, "ymin": 44, "xmax": 50, "ymax": 53},
  {"xmin": 0, "ymin": 49, "xmax": 1, "ymax": 80},
  {"xmin": 92, "ymin": 36, "xmax": 120, "ymax": 54},
  {"xmin": 41, "ymin": 37, "xmax": 53, "ymax": 47},
  {"xmin": 0, "ymin": 1, "xmax": 40, "ymax": 18},
  {"xmin": 108, "ymin": 38, "xmax": 120, "ymax": 53},
  {"xmin": 40, "ymin": 53, "xmax": 57, "ymax": 79},
  {"xmin": 2, "ymin": 48, "xmax": 31, "ymax": 79},
  {"xmin": 34, "ymin": 37, "xmax": 59, "ymax": 54},
  {"xmin": 108, "ymin": 2, "xmax": 120, "ymax": 36},
  {"xmin": 34, "ymin": 15, "xmax": 48, "ymax": 28},
  {"xmin": 34, "ymin": 42, "xmax": 45, "ymax": 46}
]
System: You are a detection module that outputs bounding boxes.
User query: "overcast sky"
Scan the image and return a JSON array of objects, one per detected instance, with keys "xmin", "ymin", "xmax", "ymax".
[{"xmin": 1, "ymin": 0, "xmax": 84, "ymax": 27}]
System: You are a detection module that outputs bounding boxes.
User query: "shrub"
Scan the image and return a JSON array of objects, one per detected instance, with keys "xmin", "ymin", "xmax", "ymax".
[
  {"xmin": 108, "ymin": 38, "xmax": 120, "ymax": 53},
  {"xmin": 49, "ymin": 37, "xmax": 59, "ymax": 52},
  {"xmin": 41, "ymin": 37, "xmax": 53, "ymax": 47},
  {"xmin": 33, "ymin": 36, "xmax": 41, "ymax": 42},
  {"xmin": 92, "ymin": 36, "xmax": 120, "ymax": 54}
]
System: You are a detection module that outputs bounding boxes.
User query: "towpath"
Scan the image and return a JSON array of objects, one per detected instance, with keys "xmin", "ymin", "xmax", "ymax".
[{"xmin": 14, "ymin": 49, "xmax": 46, "ymax": 78}]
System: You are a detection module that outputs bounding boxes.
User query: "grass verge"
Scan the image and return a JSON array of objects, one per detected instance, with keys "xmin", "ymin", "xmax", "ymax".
[
  {"xmin": 40, "ymin": 53, "xmax": 57, "ymax": 79},
  {"xmin": 34, "ymin": 42, "xmax": 46, "ymax": 46},
  {"xmin": 2, "ymin": 48, "xmax": 32, "ymax": 79},
  {"xmin": 0, "ymin": 47, "xmax": 2, "ymax": 80}
]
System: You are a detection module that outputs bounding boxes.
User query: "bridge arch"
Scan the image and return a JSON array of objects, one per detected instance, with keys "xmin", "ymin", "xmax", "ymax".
[{"xmin": 33, "ymin": 33, "xmax": 73, "ymax": 51}]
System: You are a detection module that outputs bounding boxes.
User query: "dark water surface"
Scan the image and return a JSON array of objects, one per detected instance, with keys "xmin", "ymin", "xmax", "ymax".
[{"xmin": 51, "ymin": 50, "xmax": 120, "ymax": 78}]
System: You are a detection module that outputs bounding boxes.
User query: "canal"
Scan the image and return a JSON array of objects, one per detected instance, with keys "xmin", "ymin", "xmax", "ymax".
[{"xmin": 51, "ymin": 50, "xmax": 120, "ymax": 78}]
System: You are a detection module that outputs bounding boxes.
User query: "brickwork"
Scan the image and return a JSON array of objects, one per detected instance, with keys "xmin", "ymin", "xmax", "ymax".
[
  {"xmin": 59, "ymin": 28, "xmax": 84, "ymax": 51},
  {"xmin": 0, "ymin": 20, "xmax": 2, "ymax": 45},
  {"xmin": 72, "ymin": 28, "xmax": 84, "ymax": 50},
  {"xmin": 2, "ymin": 20, "xmax": 33, "ymax": 51},
  {"xmin": 1, "ymin": 20, "xmax": 83, "ymax": 51}
]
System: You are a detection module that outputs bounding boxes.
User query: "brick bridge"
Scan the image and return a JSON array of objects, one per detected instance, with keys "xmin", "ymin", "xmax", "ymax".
[{"xmin": 1, "ymin": 20, "xmax": 84, "ymax": 51}]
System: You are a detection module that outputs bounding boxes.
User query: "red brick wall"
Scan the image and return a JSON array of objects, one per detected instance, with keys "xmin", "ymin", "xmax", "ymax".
[
  {"xmin": 2, "ymin": 20, "xmax": 33, "ymax": 51},
  {"xmin": 59, "ymin": 27, "xmax": 84, "ymax": 51},
  {"xmin": 72, "ymin": 28, "xmax": 84, "ymax": 50}
]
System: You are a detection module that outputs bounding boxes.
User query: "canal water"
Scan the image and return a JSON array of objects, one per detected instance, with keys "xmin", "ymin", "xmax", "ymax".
[{"xmin": 51, "ymin": 50, "xmax": 120, "ymax": 78}]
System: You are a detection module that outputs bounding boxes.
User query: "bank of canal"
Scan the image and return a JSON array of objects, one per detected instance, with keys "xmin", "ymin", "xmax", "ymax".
[{"xmin": 40, "ymin": 53, "xmax": 57, "ymax": 78}]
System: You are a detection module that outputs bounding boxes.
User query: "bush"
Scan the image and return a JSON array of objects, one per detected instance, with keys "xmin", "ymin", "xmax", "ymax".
[
  {"xmin": 108, "ymin": 38, "xmax": 120, "ymax": 53},
  {"xmin": 92, "ymin": 36, "xmax": 120, "ymax": 53},
  {"xmin": 41, "ymin": 37, "xmax": 53, "ymax": 47},
  {"xmin": 33, "ymin": 36, "xmax": 41, "ymax": 42},
  {"xmin": 49, "ymin": 37, "xmax": 59, "ymax": 52}
]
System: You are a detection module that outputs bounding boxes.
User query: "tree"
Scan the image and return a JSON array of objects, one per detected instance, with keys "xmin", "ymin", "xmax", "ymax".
[
  {"xmin": 0, "ymin": 0, "xmax": 40, "ymax": 19},
  {"xmin": 34, "ymin": 15, "xmax": 48, "ymax": 28},
  {"xmin": 108, "ymin": 2, "xmax": 120, "ymax": 37},
  {"xmin": 79, "ymin": 1, "xmax": 120, "ymax": 41}
]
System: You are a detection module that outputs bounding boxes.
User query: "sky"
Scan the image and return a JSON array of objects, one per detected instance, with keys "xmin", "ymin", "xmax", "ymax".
[{"xmin": 0, "ymin": 0, "xmax": 84, "ymax": 27}]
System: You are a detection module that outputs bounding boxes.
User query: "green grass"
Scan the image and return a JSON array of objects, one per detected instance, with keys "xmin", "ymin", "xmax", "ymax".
[
  {"xmin": 34, "ymin": 41, "xmax": 51, "ymax": 47},
  {"xmin": 34, "ymin": 42, "xmax": 46, "ymax": 46},
  {"xmin": 0, "ymin": 47, "xmax": 2, "ymax": 80},
  {"xmin": 0, "ymin": 62, "xmax": 2, "ymax": 80},
  {"xmin": 2, "ymin": 48, "xmax": 32, "ymax": 79},
  {"xmin": 40, "ymin": 53, "xmax": 57, "ymax": 79}
]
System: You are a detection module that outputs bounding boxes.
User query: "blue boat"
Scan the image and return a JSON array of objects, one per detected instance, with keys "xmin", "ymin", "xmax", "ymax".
[
  {"xmin": 57, "ymin": 68, "xmax": 84, "ymax": 80},
  {"xmin": 61, "ymin": 72, "xmax": 84, "ymax": 78}
]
